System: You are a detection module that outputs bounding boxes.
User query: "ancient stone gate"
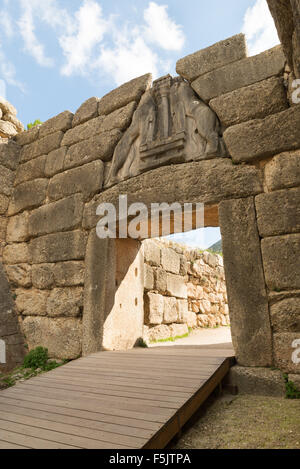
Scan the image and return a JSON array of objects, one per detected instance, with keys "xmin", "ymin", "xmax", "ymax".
[{"xmin": 0, "ymin": 2, "xmax": 299, "ymax": 381}]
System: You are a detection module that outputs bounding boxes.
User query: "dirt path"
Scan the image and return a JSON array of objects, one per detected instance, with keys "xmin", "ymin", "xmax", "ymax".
[{"xmin": 172, "ymin": 393, "xmax": 300, "ymax": 449}]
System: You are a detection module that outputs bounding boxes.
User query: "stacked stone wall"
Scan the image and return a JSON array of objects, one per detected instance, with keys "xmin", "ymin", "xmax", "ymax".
[{"xmin": 143, "ymin": 239, "xmax": 229, "ymax": 343}]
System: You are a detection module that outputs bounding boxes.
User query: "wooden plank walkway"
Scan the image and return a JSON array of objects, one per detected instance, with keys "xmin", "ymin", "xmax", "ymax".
[{"xmin": 0, "ymin": 343, "xmax": 234, "ymax": 449}]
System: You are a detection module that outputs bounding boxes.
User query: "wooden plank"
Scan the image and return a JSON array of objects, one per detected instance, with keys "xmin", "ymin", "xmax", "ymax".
[
  {"xmin": 0, "ymin": 420, "xmax": 129, "ymax": 449},
  {"xmin": 0, "ymin": 439, "xmax": 29, "ymax": 449},
  {"xmin": 0, "ymin": 429, "xmax": 79, "ymax": 449},
  {"xmin": 0, "ymin": 410, "xmax": 145, "ymax": 448}
]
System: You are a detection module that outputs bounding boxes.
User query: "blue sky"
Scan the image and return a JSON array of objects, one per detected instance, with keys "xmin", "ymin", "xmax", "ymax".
[{"xmin": 0, "ymin": 0, "xmax": 279, "ymax": 248}]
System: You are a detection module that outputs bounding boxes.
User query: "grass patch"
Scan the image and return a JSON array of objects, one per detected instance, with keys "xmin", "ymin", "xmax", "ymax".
[
  {"xmin": 284, "ymin": 374, "xmax": 300, "ymax": 399},
  {"xmin": 27, "ymin": 119, "xmax": 43, "ymax": 130},
  {"xmin": 150, "ymin": 332, "xmax": 189, "ymax": 344}
]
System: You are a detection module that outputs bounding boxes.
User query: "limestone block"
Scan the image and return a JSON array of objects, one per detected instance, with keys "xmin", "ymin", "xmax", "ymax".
[
  {"xmin": 7, "ymin": 179, "xmax": 48, "ymax": 216},
  {"xmin": 31, "ymin": 264, "xmax": 55, "ymax": 289},
  {"xmin": 199, "ymin": 299, "xmax": 211, "ymax": 314},
  {"xmin": 177, "ymin": 299, "xmax": 189, "ymax": 322},
  {"xmin": 270, "ymin": 297, "xmax": 300, "ymax": 333},
  {"xmin": 3, "ymin": 243, "xmax": 29, "ymax": 265},
  {"xmin": 147, "ymin": 324, "xmax": 171, "ymax": 342},
  {"xmin": 160, "ymin": 247, "xmax": 180, "ymax": 274},
  {"xmin": 261, "ymin": 234, "xmax": 300, "ymax": 291},
  {"xmin": 0, "ymin": 194, "xmax": 9, "ymax": 215},
  {"xmin": 144, "ymin": 240, "xmax": 161, "ymax": 266},
  {"xmin": 224, "ymin": 106, "xmax": 300, "ymax": 163},
  {"xmin": 39, "ymin": 111, "xmax": 73, "ymax": 138},
  {"xmin": 176, "ymin": 34, "xmax": 247, "ymax": 81},
  {"xmin": 163, "ymin": 296, "xmax": 178, "ymax": 324},
  {"xmin": 155, "ymin": 268, "xmax": 167, "ymax": 293},
  {"xmin": 20, "ymin": 131, "xmax": 63, "ymax": 163},
  {"xmin": 256, "ymin": 187, "xmax": 300, "ymax": 237},
  {"xmin": 47, "ymin": 287, "xmax": 83, "ymax": 317},
  {"xmin": 169, "ymin": 323, "xmax": 189, "ymax": 338},
  {"xmin": 14, "ymin": 126, "xmax": 40, "ymax": 146},
  {"xmin": 219, "ymin": 197, "xmax": 273, "ymax": 367},
  {"xmin": 15, "ymin": 288, "xmax": 48, "ymax": 316},
  {"xmin": 210, "ymin": 77, "xmax": 288, "ymax": 127},
  {"xmin": 203, "ymin": 251, "xmax": 218, "ymax": 268},
  {"xmin": 144, "ymin": 292, "xmax": 164, "ymax": 325},
  {"xmin": 53, "ymin": 261, "xmax": 85, "ymax": 287},
  {"xmin": 98, "ymin": 73, "xmax": 152, "ymax": 116},
  {"xmin": 101, "ymin": 102, "xmax": 137, "ymax": 133},
  {"xmin": 64, "ymin": 130, "xmax": 122, "ymax": 170},
  {"xmin": 264, "ymin": 150, "xmax": 300, "ymax": 191},
  {"xmin": 14, "ymin": 155, "xmax": 46, "ymax": 185},
  {"xmin": 3, "ymin": 112, "xmax": 24, "ymax": 132},
  {"xmin": 144, "ymin": 263, "xmax": 154, "ymax": 291},
  {"xmin": 0, "ymin": 139, "xmax": 20, "ymax": 170},
  {"xmin": 0, "ymin": 165, "xmax": 15, "ymax": 196},
  {"xmin": 23, "ymin": 316, "xmax": 82, "ymax": 359},
  {"xmin": 0, "ymin": 97, "xmax": 17, "ymax": 116},
  {"xmin": 179, "ymin": 255, "xmax": 188, "ymax": 276},
  {"xmin": 166, "ymin": 273, "xmax": 187, "ymax": 299},
  {"xmin": 44, "ymin": 147, "xmax": 67, "ymax": 177},
  {"xmin": 28, "ymin": 194, "xmax": 84, "ymax": 237},
  {"xmin": 48, "ymin": 161, "xmax": 104, "ymax": 201},
  {"xmin": 73, "ymin": 97, "xmax": 100, "ymax": 127},
  {"xmin": 192, "ymin": 46, "xmax": 285, "ymax": 102},
  {"xmin": 5, "ymin": 264, "xmax": 31, "ymax": 288},
  {"xmin": 0, "ymin": 120, "xmax": 17, "ymax": 137},
  {"xmin": 273, "ymin": 332, "xmax": 300, "ymax": 373},
  {"xmin": 30, "ymin": 231, "xmax": 87, "ymax": 264}
]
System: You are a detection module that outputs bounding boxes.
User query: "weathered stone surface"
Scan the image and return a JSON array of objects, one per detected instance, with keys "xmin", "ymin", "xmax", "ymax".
[
  {"xmin": 144, "ymin": 292, "xmax": 164, "ymax": 325},
  {"xmin": 155, "ymin": 268, "xmax": 167, "ymax": 293},
  {"xmin": 192, "ymin": 46, "xmax": 285, "ymax": 102},
  {"xmin": 23, "ymin": 316, "xmax": 82, "ymax": 359},
  {"xmin": 30, "ymin": 231, "xmax": 87, "ymax": 264},
  {"xmin": 177, "ymin": 299, "xmax": 189, "ymax": 323},
  {"xmin": 161, "ymin": 247, "xmax": 180, "ymax": 274},
  {"xmin": 219, "ymin": 197, "xmax": 273, "ymax": 367},
  {"xmin": 15, "ymin": 288, "xmax": 48, "ymax": 316},
  {"xmin": 48, "ymin": 161, "xmax": 104, "ymax": 201},
  {"xmin": 3, "ymin": 112, "xmax": 24, "ymax": 132},
  {"xmin": 210, "ymin": 77, "xmax": 288, "ymax": 127},
  {"xmin": 0, "ymin": 97, "xmax": 17, "ymax": 116},
  {"xmin": 169, "ymin": 323, "xmax": 189, "ymax": 338},
  {"xmin": 176, "ymin": 34, "xmax": 247, "ymax": 81},
  {"xmin": 0, "ymin": 194, "xmax": 9, "ymax": 215},
  {"xmin": 0, "ymin": 120, "xmax": 17, "ymax": 137},
  {"xmin": 28, "ymin": 194, "xmax": 83, "ymax": 237},
  {"xmin": 288, "ymin": 374, "xmax": 300, "ymax": 390},
  {"xmin": 271, "ymin": 297, "xmax": 300, "ymax": 333},
  {"xmin": 261, "ymin": 234, "xmax": 300, "ymax": 291},
  {"xmin": 53, "ymin": 261, "xmax": 85, "ymax": 287},
  {"xmin": 163, "ymin": 296, "xmax": 178, "ymax": 323},
  {"xmin": 166, "ymin": 273, "xmax": 187, "ymax": 299},
  {"xmin": 62, "ymin": 115, "xmax": 104, "ymax": 147},
  {"xmin": 98, "ymin": 74, "xmax": 152, "ymax": 116},
  {"xmin": 39, "ymin": 111, "xmax": 73, "ymax": 138},
  {"xmin": 14, "ymin": 126, "xmax": 40, "ymax": 146},
  {"xmin": 14, "ymin": 155, "xmax": 46, "ymax": 185},
  {"xmin": 6, "ymin": 212, "xmax": 29, "ymax": 243},
  {"xmin": 3, "ymin": 243, "xmax": 29, "ymax": 265},
  {"xmin": 47, "ymin": 287, "xmax": 83, "ymax": 317},
  {"xmin": 264, "ymin": 150, "xmax": 300, "ymax": 191},
  {"xmin": 7, "ymin": 179, "xmax": 48, "ymax": 216},
  {"xmin": 143, "ymin": 240, "xmax": 161, "ymax": 266},
  {"xmin": 0, "ymin": 217, "xmax": 7, "ymax": 241},
  {"xmin": 31, "ymin": 264, "xmax": 54, "ymax": 289},
  {"xmin": 83, "ymin": 159, "xmax": 263, "ymax": 229},
  {"xmin": 0, "ymin": 139, "xmax": 20, "ymax": 170},
  {"xmin": 273, "ymin": 332, "xmax": 300, "ymax": 373},
  {"xmin": 64, "ymin": 130, "xmax": 122, "ymax": 170},
  {"xmin": 256, "ymin": 188, "xmax": 300, "ymax": 237},
  {"xmin": 73, "ymin": 97, "xmax": 100, "ymax": 127},
  {"xmin": 147, "ymin": 324, "xmax": 171, "ymax": 342},
  {"xmin": 144, "ymin": 263, "xmax": 154, "ymax": 290},
  {"xmin": 44, "ymin": 147, "xmax": 67, "ymax": 177},
  {"xmin": 226, "ymin": 365, "xmax": 286, "ymax": 397},
  {"xmin": 224, "ymin": 106, "xmax": 300, "ymax": 163},
  {"xmin": 5, "ymin": 264, "xmax": 31, "ymax": 288},
  {"xmin": 20, "ymin": 131, "xmax": 63, "ymax": 163},
  {"xmin": 0, "ymin": 165, "xmax": 15, "ymax": 196}
]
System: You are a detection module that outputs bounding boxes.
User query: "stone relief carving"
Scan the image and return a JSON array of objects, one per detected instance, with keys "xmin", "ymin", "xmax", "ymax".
[{"xmin": 107, "ymin": 75, "xmax": 226, "ymax": 186}]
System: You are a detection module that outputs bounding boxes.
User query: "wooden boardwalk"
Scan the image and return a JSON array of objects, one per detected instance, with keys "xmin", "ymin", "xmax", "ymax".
[{"xmin": 0, "ymin": 343, "xmax": 234, "ymax": 449}]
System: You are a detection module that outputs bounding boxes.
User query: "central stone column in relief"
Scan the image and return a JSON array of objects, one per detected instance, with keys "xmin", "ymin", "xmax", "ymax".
[{"xmin": 107, "ymin": 75, "xmax": 226, "ymax": 186}]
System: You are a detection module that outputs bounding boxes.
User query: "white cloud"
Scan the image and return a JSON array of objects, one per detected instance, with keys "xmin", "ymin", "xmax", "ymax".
[
  {"xmin": 0, "ymin": 39, "xmax": 25, "ymax": 93},
  {"xmin": 242, "ymin": 0, "xmax": 279, "ymax": 55},
  {"xmin": 143, "ymin": 2, "xmax": 185, "ymax": 51},
  {"xmin": 18, "ymin": 0, "xmax": 54, "ymax": 67},
  {"xmin": 0, "ymin": 10, "xmax": 14, "ymax": 38},
  {"xmin": 60, "ymin": 0, "xmax": 110, "ymax": 76}
]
